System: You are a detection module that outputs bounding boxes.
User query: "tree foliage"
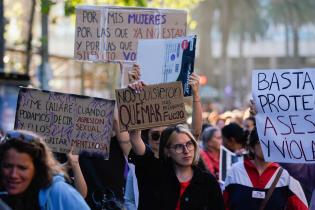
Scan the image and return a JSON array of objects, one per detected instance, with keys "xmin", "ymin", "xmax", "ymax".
[
  {"xmin": 230, "ymin": 0, "xmax": 268, "ymax": 40},
  {"xmin": 268, "ymin": 0, "xmax": 315, "ymax": 26},
  {"xmin": 64, "ymin": 0, "xmax": 200, "ymax": 16},
  {"xmin": 64, "ymin": 0, "xmax": 147, "ymax": 16},
  {"xmin": 41, "ymin": 0, "xmax": 56, "ymax": 14},
  {"xmin": 65, "ymin": 0, "xmax": 83, "ymax": 16}
]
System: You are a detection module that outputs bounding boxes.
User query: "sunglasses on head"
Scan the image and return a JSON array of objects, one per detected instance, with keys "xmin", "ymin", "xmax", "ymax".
[
  {"xmin": 150, "ymin": 131, "xmax": 161, "ymax": 141},
  {"xmin": 1, "ymin": 130, "xmax": 35, "ymax": 143}
]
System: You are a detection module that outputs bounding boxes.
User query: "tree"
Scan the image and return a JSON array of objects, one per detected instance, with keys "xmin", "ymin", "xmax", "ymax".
[
  {"xmin": 230, "ymin": 0, "xmax": 267, "ymax": 57},
  {"xmin": 268, "ymin": 0, "xmax": 315, "ymax": 59},
  {"xmin": 39, "ymin": 0, "xmax": 55, "ymax": 89},
  {"xmin": 0, "ymin": 0, "xmax": 4, "ymax": 71},
  {"xmin": 64, "ymin": 0, "xmax": 147, "ymax": 15},
  {"xmin": 25, "ymin": 0, "xmax": 36, "ymax": 74},
  {"xmin": 192, "ymin": 0, "xmax": 214, "ymax": 84},
  {"xmin": 202, "ymin": 0, "xmax": 267, "ymax": 108},
  {"xmin": 228, "ymin": 0, "xmax": 267, "ymax": 105},
  {"xmin": 64, "ymin": 0, "xmax": 200, "ymax": 15}
]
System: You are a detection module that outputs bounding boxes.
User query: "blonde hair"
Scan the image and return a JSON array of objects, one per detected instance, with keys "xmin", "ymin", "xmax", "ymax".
[{"xmin": 159, "ymin": 124, "xmax": 200, "ymax": 165}]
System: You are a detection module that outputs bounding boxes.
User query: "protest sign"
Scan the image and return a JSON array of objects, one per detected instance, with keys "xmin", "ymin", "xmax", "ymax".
[
  {"xmin": 137, "ymin": 35, "xmax": 196, "ymax": 96},
  {"xmin": 252, "ymin": 69, "xmax": 315, "ymax": 163},
  {"xmin": 219, "ymin": 145, "xmax": 243, "ymax": 183},
  {"xmin": 14, "ymin": 87, "xmax": 115, "ymax": 158},
  {"xmin": 115, "ymin": 81, "xmax": 186, "ymax": 131},
  {"xmin": 74, "ymin": 5, "xmax": 187, "ymax": 62}
]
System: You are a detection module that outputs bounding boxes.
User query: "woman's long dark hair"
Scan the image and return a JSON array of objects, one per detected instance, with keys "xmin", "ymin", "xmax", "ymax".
[{"xmin": 0, "ymin": 130, "xmax": 66, "ymax": 210}]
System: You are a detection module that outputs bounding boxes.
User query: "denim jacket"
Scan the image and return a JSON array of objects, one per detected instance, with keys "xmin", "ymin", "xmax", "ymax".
[{"xmin": 39, "ymin": 174, "xmax": 90, "ymax": 210}]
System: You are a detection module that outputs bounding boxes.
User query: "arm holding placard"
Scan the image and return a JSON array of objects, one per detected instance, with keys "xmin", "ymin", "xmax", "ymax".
[
  {"xmin": 128, "ymin": 64, "xmax": 141, "ymax": 83},
  {"xmin": 67, "ymin": 147, "xmax": 87, "ymax": 198},
  {"xmin": 114, "ymin": 64, "xmax": 143, "ymax": 156},
  {"xmin": 189, "ymin": 72, "xmax": 202, "ymax": 140},
  {"xmin": 129, "ymin": 129, "xmax": 146, "ymax": 156},
  {"xmin": 127, "ymin": 80, "xmax": 146, "ymax": 156},
  {"xmin": 128, "ymin": 77, "xmax": 145, "ymax": 94},
  {"xmin": 113, "ymin": 104, "xmax": 132, "ymax": 156}
]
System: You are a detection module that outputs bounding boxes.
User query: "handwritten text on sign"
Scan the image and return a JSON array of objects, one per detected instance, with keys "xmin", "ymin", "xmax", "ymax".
[
  {"xmin": 74, "ymin": 6, "xmax": 187, "ymax": 62},
  {"xmin": 14, "ymin": 88, "xmax": 115, "ymax": 159},
  {"xmin": 252, "ymin": 69, "xmax": 315, "ymax": 163},
  {"xmin": 115, "ymin": 82, "xmax": 186, "ymax": 131}
]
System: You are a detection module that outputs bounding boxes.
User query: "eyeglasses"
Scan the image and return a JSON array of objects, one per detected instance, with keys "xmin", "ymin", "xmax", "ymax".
[
  {"xmin": 1, "ymin": 130, "xmax": 35, "ymax": 143},
  {"xmin": 169, "ymin": 140, "xmax": 195, "ymax": 154},
  {"xmin": 150, "ymin": 131, "xmax": 161, "ymax": 141}
]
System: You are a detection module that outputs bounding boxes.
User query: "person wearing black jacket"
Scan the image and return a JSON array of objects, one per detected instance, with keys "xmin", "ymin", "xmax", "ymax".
[{"xmin": 130, "ymin": 124, "xmax": 225, "ymax": 210}]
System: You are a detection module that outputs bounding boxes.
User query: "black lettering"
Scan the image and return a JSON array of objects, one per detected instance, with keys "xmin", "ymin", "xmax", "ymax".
[
  {"xmin": 267, "ymin": 94, "xmax": 279, "ymax": 112},
  {"xmin": 277, "ymin": 95, "xmax": 290, "ymax": 111},
  {"xmin": 288, "ymin": 95, "xmax": 301, "ymax": 111},
  {"xmin": 277, "ymin": 115, "xmax": 292, "ymax": 135},
  {"xmin": 77, "ymin": 27, "xmax": 92, "ymax": 38},
  {"xmin": 302, "ymin": 94, "xmax": 313, "ymax": 111},
  {"xmin": 108, "ymin": 12, "xmax": 124, "ymax": 24},
  {"xmin": 260, "ymin": 139, "xmax": 270, "ymax": 157},
  {"xmin": 264, "ymin": 116, "xmax": 278, "ymax": 136},
  {"xmin": 285, "ymin": 140, "xmax": 293, "ymax": 159},
  {"xmin": 135, "ymin": 103, "xmax": 141, "ymax": 124},
  {"xmin": 273, "ymin": 140, "xmax": 286, "ymax": 158},
  {"xmin": 119, "ymin": 105, "xmax": 131, "ymax": 129},
  {"xmin": 141, "ymin": 105, "xmax": 150, "ymax": 123},
  {"xmin": 289, "ymin": 115, "xmax": 305, "ymax": 134},
  {"xmin": 269, "ymin": 73, "xmax": 280, "ymax": 91},
  {"xmin": 258, "ymin": 95, "xmax": 268, "ymax": 113},
  {"xmin": 303, "ymin": 72, "xmax": 315, "ymax": 90},
  {"xmin": 304, "ymin": 115, "xmax": 315, "ymax": 134},
  {"xmin": 154, "ymin": 104, "xmax": 162, "ymax": 121},
  {"xmin": 280, "ymin": 72, "xmax": 291, "ymax": 89},
  {"xmin": 290, "ymin": 140, "xmax": 303, "ymax": 159},
  {"xmin": 82, "ymin": 11, "xmax": 98, "ymax": 23},
  {"xmin": 116, "ymin": 90, "xmax": 125, "ymax": 103},
  {"xmin": 292, "ymin": 72, "xmax": 303, "ymax": 89}
]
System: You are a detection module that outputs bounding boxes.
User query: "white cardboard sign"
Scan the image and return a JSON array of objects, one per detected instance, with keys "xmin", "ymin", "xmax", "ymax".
[
  {"xmin": 252, "ymin": 69, "xmax": 315, "ymax": 163},
  {"xmin": 137, "ymin": 35, "xmax": 196, "ymax": 96}
]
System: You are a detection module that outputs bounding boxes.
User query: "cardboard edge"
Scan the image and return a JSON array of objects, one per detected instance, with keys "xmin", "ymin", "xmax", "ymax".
[{"xmin": 75, "ymin": 5, "xmax": 187, "ymax": 13}]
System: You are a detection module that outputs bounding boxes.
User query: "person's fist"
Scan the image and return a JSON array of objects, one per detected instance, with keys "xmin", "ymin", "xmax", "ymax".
[
  {"xmin": 128, "ymin": 80, "xmax": 145, "ymax": 93},
  {"xmin": 128, "ymin": 64, "xmax": 141, "ymax": 82},
  {"xmin": 189, "ymin": 72, "xmax": 200, "ymax": 95}
]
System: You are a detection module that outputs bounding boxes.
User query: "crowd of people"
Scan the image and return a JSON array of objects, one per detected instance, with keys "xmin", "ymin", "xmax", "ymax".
[{"xmin": 0, "ymin": 64, "xmax": 314, "ymax": 210}]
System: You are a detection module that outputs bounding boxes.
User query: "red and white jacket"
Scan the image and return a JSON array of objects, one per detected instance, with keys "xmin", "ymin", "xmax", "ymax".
[{"xmin": 223, "ymin": 159, "xmax": 308, "ymax": 210}]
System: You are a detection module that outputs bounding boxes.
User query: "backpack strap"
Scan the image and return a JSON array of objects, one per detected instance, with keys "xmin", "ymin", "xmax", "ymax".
[{"xmin": 258, "ymin": 167, "xmax": 283, "ymax": 210}]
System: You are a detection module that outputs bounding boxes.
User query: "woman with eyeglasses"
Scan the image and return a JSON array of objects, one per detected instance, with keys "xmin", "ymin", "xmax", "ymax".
[
  {"xmin": 0, "ymin": 130, "xmax": 90, "ymax": 210},
  {"xmin": 129, "ymin": 125, "xmax": 225, "ymax": 210},
  {"xmin": 124, "ymin": 67, "xmax": 203, "ymax": 210}
]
